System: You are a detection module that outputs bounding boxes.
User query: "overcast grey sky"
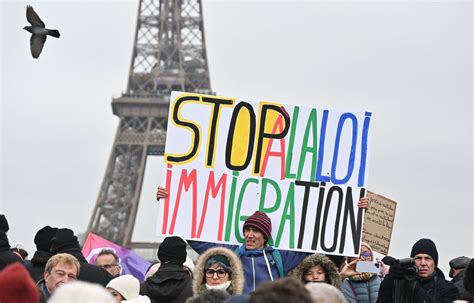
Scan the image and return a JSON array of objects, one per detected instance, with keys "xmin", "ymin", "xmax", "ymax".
[{"xmin": 1, "ymin": 0, "xmax": 472, "ymax": 274}]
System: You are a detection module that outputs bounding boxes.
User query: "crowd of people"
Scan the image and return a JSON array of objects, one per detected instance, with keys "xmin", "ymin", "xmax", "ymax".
[{"xmin": 0, "ymin": 187, "xmax": 472, "ymax": 303}]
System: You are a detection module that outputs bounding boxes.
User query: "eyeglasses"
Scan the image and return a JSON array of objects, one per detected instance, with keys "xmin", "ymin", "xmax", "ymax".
[
  {"xmin": 205, "ymin": 269, "xmax": 228, "ymax": 278},
  {"xmin": 360, "ymin": 251, "xmax": 372, "ymax": 258},
  {"xmin": 100, "ymin": 264, "xmax": 119, "ymax": 269}
]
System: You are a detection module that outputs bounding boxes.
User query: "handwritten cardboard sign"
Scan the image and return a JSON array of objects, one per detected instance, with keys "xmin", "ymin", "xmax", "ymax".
[
  {"xmin": 157, "ymin": 91, "xmax": 373, "ymax": 256},
  {"xmin": 362, "ymin": 191, "xmax": 397, "ymax": 255}
]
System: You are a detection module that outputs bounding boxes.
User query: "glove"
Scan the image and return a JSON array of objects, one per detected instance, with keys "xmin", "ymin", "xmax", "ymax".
[{"xmin": 388, "ymin": 262, "xmax": 405, "ymax": 279}]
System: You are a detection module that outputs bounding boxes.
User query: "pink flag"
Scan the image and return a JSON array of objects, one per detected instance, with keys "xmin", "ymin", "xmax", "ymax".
[{"xmin": 82, "ymin": 233, "xmax": 151, "ymax": 281}]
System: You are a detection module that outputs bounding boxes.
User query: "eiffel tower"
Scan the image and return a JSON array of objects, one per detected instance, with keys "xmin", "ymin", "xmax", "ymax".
[{"xmin": 87, "ymin": 0, "xmax": 212, "ymax": 249}]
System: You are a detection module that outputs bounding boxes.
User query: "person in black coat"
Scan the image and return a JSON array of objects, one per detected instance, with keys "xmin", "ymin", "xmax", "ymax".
[
  {"xmin": 24, "ymin": 225, "xmax": 58, "ymax": 282},
  {"xmin": 140, "ymin": 236, "xmax": 193, "ymax": 303},
  {"xmin": 49, "ymin": 228, "xmax": 112, "ymax": 286},
  {"xmin": 458, "ymin": 259, "xmax": 474, "ymax": 301},
  {"xmin": 377, "ymin": 238, "xmax": 458, "ymax": 303},
  {"xmin": 0, "ymin": 214, "xmax": 22, "ymax": 270}
]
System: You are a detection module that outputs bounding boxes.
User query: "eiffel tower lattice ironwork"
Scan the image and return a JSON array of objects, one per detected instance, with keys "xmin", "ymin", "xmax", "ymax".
[{"xmin": 87, "ymin": 0, "xmax": 212, "ymax": 247}]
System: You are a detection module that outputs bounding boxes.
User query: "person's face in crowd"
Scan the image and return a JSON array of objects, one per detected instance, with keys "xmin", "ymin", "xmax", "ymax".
[
  {"xmin": 205, "ymin": 263, "xmax": 230, "ymax": 286},
  {"xmin": 304, "ymin": 265, "xmax": 327, "ymax": 283},
  {"xmin": 244, "ymin": 227, "xmax": 265, "ymax": 250},
  {"xmin": 44, "ymin": 262, "xmax": 78, "ymax": 294},
  {"xmin": 415, "ymin": 253, "xmax": 435, "ymax": 278},
  {"xmin": 96, "ymin": 254, "xmax": 121, "ymax": 276},
  {"xmin": 106, "ymin": 288, "xmax": 125, "ymax": 303},
  {"xmin": 450, "ymin": 268, "xmax": 463, "ymax": 278},
  {"xmin": 359, "ymin": 245, "xmax": 373, "ymax": 261}
]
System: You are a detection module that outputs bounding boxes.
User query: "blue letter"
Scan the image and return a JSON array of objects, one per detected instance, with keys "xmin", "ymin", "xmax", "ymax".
[
  {"xmin": 358, "ymin": 112, "xmax": 372, "ymax": 187},
  {"xmin": 315, "ymin": 110, "xmax": 330, "ymax": 182},
  {"xmin": 331, "ymin": 113, "xmax": 357, "ymax": 184}
]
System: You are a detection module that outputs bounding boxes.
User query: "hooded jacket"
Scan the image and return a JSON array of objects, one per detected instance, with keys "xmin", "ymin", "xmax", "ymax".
[
  {"xmin": 290, "ymin": 254, "xmax": 342, "ymax": 289},
  {"xmin": 140, "ymin": 262, "xmax": 193, "ymax": 303},
  {"xmin": 189, "ymin": 240, "xmax": 308, "ymax": 294},
  {"xmin": 193, "ymin": 246, "xmax": 244, "ymax": 296}
]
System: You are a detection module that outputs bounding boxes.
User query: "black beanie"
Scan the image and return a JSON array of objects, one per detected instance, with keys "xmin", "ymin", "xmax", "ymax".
[
  {"xmin": 157, "ymin": 236, "xmax": 187, "ymax": 265},
  {"xmin": 34, "ymin": 226, "xmax": 58, "ymax": 251},
  {"xmin": 0, "ymin": 215, "xmax": 9, "ymax": 232},
  {"xmin": 410, "ymin": 238, "xmax": 438, "ymax": 265},
  {"xmin": 50, "ymin": 228, "xmax": 80, "ymax": 254}
]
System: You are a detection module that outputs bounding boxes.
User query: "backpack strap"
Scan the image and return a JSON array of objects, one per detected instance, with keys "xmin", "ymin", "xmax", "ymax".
[{"xmin": 271, "ymin": 249, "xmax": 284, "ymax": 278}]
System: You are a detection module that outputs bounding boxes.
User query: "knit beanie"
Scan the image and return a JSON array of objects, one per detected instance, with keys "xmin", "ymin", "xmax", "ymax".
[
  {"xmin": 410, "ymin": 238, "xmax": 438, "ymax": 265},
  {"xmin": 205, "ymin": 254, "xmax": 231, "ymax": 271},
  {"xmin": 242, "ymin": 211, "xmax": 272, "ymax": 241},
  {"xmin": 157, "ymin": 236, "xmax": 187, "ymax": 265},
  {"xmin": 0, "ymin": 263, "xmax": 40, "ymax": 303},
  {"xmin": 0, "ymin": 215, "xmax": 9, "ymax": 232},
  {"xmin": 34, "ymin": 225, "xmax": 58, "ymax": 251},
  {"xmin": 106, "ymin": 274, "xmax": 139, "ymax": 300},
  {"xmin": 50, "ymin": 228, "xmax": 81, "ymax": 254}
]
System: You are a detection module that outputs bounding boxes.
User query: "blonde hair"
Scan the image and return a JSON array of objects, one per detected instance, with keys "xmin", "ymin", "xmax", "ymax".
[{"xmin": 45, "ymin": 253, "xmax": 80, "ymax": 276}]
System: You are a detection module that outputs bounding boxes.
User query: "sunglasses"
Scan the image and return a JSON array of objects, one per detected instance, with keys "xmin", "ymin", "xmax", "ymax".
[
  {"xmin": 360, "ymin": 251, "xmax": 372, "ymax": 258},
  {"xmin": 205, "ymin": 268, "xmax": 228, "ymax": 278}
]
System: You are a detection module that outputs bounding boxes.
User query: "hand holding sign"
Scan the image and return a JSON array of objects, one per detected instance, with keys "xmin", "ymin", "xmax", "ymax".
[{"xmin": 156, "ymin": 186, "xmax": 168, "ymax": 201}]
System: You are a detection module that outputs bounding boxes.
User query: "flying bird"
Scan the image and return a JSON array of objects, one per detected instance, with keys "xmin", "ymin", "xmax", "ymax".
[{"xmin": 23, "ymin": 5, "xmax": 60, "ymax": 59}]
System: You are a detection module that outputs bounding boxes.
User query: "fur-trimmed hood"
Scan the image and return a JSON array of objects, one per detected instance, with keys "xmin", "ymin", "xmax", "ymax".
[
  {"xmin": 193, "ymin": 247, "xmax": 244, "ymax": 296},
  {"xmin": 290, "ymin": 254, "xmax": 341, "ymax": 289}
]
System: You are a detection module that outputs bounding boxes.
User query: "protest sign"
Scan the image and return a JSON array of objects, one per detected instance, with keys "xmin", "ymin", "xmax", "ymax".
[
  {"xmin": 362, "ymin": 191, "xmax": 397, "ymax": 255},
  {"xmin": 157, "ymin": 91, "xmax": 373, "ymax": 256}
]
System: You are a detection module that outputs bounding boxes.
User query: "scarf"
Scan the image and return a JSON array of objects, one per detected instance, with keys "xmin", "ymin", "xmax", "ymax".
[
  {"xmin": 237, "ymin": 245, "xmax": 271, "ymax": 257},
  {"xmin": 205, "ymin": 281, "xmax": 232, "ymax": 291},
  {"xmin": 349, "ymin": 272, "xmax": 375, "ymax": 281}
]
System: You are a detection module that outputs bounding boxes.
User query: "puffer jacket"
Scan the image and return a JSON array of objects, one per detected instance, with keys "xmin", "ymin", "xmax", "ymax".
[
  {"xmin": 341, "ymin": 274, "xmax": 381, "ymax": 303},
  {"xmin": 193, "ymin": 246, "xmax": 244, "ymax": 296},
  {"xmin": 290, "ymin": 254, "xmax": 341, "ymax": 288},
  {"xmin": 189, "ymin": 240, "xmax": 308, "ymax": 294}
]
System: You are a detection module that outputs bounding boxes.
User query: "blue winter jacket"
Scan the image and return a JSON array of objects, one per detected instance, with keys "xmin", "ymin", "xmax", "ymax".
[
  {"xmin": 341, "ymin": 275, "xmax": 381, "ymax": 303},
  {"xmin": 188, "ymin": 240, "xmax": 308, "ymax": 294}
]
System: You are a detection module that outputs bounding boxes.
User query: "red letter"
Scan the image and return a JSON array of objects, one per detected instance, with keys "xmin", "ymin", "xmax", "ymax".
[
  {"xmin": 260, "ymin": 115, "xmax": 286, "ymax": 180},
  {"xmin": 197, "ymin": 172, "xmax": 228, "ymax": 240},
  {"xmin": 169, "ymin": 169, "xmax": 197, "ymax": 235},
  {"xmin": 162, "ymin": 164, "xmax": 173, "ymax": 234}
]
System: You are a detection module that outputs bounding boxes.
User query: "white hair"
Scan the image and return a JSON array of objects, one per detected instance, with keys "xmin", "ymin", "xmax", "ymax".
[
  {"xmin": 305, "ymin": 283, "xmax": 348, "ymax": 303},
  {"xmin": 48, "ymin": 281, "xmax": 115, "ymax": 303}
]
